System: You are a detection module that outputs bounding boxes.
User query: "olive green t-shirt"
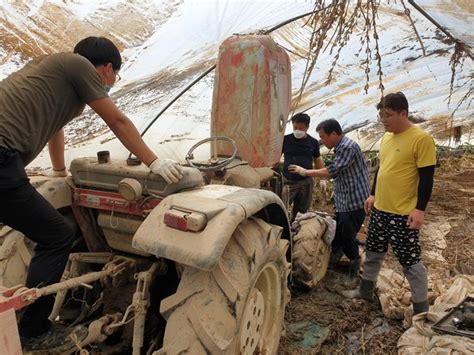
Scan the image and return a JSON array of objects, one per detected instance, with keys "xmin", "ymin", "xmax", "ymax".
[{"xmin": 0, "ymin": 52, "xmax": 108, "ymax": 165}]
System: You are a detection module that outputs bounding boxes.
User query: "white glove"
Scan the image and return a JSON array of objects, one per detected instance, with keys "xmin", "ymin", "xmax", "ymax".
[
  {"xmin": 42, "ymin": 167, "xmax": 68, "ymax": 177},
  {"xmin": 149, "ymin": 159, "xmax": 183, "ymax": 184},
  {"xmin": 288, "ymin": 164, "xmax": 307, "ymax": 177}
]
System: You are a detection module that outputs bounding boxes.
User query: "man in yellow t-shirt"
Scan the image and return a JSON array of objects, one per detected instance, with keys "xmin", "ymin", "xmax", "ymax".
[{"xmin": 343, "ymin": 92, "xmax": 436, "ymax": 316}]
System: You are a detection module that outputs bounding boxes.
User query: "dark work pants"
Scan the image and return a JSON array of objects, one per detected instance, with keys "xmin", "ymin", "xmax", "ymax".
[
  {"xmin": 286, "ymin": 178, "xmax": 314, "ymax": 222},
  {"xmin": 0, "ymin": 148, "xmax": 74, "ymax": 338},
  {"xmin": 332, "ymin": 209, "xmax": 365, "ymax": 260}
]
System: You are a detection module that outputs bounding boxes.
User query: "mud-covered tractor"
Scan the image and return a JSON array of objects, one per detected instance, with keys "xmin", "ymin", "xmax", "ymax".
[{"xmin": 0, "ymin": 35, "xmax": 331, "ymax": 354}]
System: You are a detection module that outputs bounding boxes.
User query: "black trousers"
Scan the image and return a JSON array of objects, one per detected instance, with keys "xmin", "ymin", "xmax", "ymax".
[
  {"xmin": 332, "ymin": 208, "xmax": 365, "ymax": 260},
  {"xmin": 0, "ymin": 148, "xmax": 74, "ymax": 338},
  {"xmin": 286, "ymin": 178, "xmax": 314, "ymax": 222}
]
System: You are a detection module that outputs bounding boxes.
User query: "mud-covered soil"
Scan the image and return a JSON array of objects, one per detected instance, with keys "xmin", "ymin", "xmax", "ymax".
[{"xmin": 280, "ymin": 154, "xmax": 474, "ymax": 354}]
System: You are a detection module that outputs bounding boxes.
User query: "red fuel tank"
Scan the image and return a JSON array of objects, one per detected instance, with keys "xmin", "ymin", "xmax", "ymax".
[{"xmin": 211, "ymin": 35, "xmax": 291, "ymax": 167}]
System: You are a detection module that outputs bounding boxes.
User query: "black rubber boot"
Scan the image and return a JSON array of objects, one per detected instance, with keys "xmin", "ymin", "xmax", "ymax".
[
  {"xmin": 413, "ymin": 300, "xmax": 429, "ymax": 315},
  {"xmin": 359, "ymin": 279, "xmax": 375, "ymax": 300},
  {"xmin": 342, "ymin": 258, "xmax": 361, "ymax": 288},
  {"xmin": 328, "ymin": 249, "xmax": 344, "ymax": 269}
]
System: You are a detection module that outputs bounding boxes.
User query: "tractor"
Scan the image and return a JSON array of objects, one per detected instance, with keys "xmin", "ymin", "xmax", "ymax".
[{"xmin": 0, "ymin": 34, "xmax": 331, "ymax": 354}]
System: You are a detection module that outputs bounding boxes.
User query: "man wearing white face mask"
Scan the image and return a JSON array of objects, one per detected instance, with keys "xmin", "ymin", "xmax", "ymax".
[{"xmin": 282, "ymin": 113, "xmax": 324, "ymax": 222}]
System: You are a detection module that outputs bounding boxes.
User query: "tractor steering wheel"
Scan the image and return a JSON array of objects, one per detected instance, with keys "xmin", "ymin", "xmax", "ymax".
[{"xmin": 185, "ymin": 136, "xmax": 238, "ymax": 172}]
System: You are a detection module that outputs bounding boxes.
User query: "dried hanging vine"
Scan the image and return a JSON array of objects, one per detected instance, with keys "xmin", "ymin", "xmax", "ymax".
[
  {"xmin": 293, "ymin": 0, "xmax": 387, "ymax": 112},
  {"xmin": 448, "ymin": 43, "xmax": 472, "ymax": 111},
  {"xmin": 447, "ymin": 44, "xmax": 472, "ymax": 145},
  {"xmin": 294, "ymin": 0, "xmax": 472, "ymax": 128},
  {"xmin": 405, "ymin": 0, "xmax": 472, "ymax": 118}
]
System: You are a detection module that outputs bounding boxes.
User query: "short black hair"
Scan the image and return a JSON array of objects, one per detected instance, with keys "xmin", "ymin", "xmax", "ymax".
[
  {"xmin": 291, "ymin": 113, "xmax": 310, "ymax": 126},
  {"xmin": 74, "ymin": 37, "xmax": 122, "ymax": 71},
  {"xmin": 316, "ymin": 119, "xmax": 342, "ymax": 135},
  {"xmin": 376, "ymin": 92, "xmax": 409, "ymax": 113}
]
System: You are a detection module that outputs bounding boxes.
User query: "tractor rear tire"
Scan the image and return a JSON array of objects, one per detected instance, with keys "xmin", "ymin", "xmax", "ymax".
[
  {"xmin": 0, "ymin": 227, "xmax": 33, "ymax": 288},
  {"xmin": 156, "ymin": 217, "xmax": 291, "ymax": 354},
  {"xmin": 292, "ymin": 216, "xmax": 330, "ymax": 290}
]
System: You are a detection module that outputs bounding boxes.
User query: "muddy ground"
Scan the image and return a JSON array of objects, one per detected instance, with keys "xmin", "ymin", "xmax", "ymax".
[{"xmin": 279, "ymin": 153, "xmax": 474, "ymax": 354}]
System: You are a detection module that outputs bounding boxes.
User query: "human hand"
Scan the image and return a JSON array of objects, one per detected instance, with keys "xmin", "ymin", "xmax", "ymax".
[
  {"xmin": 288, "ymin": 164, "xmax": 307, "ymax": 176},
  {"xmin": 42, "ymin": 167, "xmax": 68, "ymax": 177},
  {"xmin": 319, "ymin": 179, "xmax": 328, "ymax": 191},
  {"xmin": 364, "ymin": 195, "xmax": 375, "ymax": 215},
  {"xmin": 407, "ymin": 209, "xmax": 424, "ymax": 229},
  {"xmin": 149, "ymin": 159, "xmax": 183, "ymax": 184}
]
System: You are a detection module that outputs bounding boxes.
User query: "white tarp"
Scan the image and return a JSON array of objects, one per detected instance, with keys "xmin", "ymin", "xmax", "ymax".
[
  {"xmin": 398, "ymin": 275, "xmax": 474, "ymax": 354},
  {"xmin": 0, "ymin": 1, "xmax": 472, "ymax": 168}
]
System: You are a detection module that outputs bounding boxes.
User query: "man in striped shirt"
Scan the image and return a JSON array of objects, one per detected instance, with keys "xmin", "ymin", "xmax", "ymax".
[{"xmin": 289, "ymin": 119, "xmax": 370, "ymax": 286}]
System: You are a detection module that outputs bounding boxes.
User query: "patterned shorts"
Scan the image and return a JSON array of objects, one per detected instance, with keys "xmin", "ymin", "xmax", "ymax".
[{"xmin": 366, "ymin": 208, "xmax": 421, "ymax": 267}]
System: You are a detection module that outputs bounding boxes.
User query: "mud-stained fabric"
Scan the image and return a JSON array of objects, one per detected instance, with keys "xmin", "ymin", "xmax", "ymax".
[
  {"xmin": 376, "ymin": 268, "xmax": 411, "ymax": 320},
  {"xmin": 397, "ymin": 275, "xmax": 474, "ymax": 355},
  {"xmin": 292, "ymin": 211, "xmax": 336, "ymax": 245},
  {"xmin": 366, "ymin": 208, "xmax": 421, "ymax": 267},
  {"xmin": 0, "ymin": 53, "xmax": 107, "ymax": 165}
]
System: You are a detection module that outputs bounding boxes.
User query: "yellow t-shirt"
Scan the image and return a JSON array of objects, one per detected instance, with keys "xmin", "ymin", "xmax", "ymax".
[{"xmin": 374, "ymin": 125, "xmax": 436, "ymax": 215}]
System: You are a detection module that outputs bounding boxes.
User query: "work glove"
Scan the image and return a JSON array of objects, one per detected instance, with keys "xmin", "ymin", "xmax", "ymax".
[
  {"xmin": 42, "ymin": 167, "xmax": 68, "ymax": 177},
  {"xmin": 149, "ymin": 159, "xmax": 183, "ymax": 184},
  {"xmin": 288, "ymin": 164, "xmax": 307, "ymax": 177}
]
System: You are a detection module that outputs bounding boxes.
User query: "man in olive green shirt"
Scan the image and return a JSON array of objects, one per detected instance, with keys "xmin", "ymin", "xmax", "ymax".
[{"xmin": 0, "ymin": 37, "xmax": 182, "ymax": 350}]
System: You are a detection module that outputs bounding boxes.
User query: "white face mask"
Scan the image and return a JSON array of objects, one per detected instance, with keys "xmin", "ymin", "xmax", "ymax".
[{"xmin": 293, "ymin": 130, "xmax": 306, "ymax": 139}]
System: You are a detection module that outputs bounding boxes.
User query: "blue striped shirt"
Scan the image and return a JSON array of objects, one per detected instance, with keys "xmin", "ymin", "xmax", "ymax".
[{"xmin": 326, "ymin": 136, "xmax": 370, "ymax": 212}]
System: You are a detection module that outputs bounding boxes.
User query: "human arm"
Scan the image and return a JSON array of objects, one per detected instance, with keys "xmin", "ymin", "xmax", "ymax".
[
  {"xmin": 314, "ymin": 156, "xmax": 324, "ymax": 169},
  {"xmin": 364, "ymin": 167, "xmax": 378, "ymax": 214},
  {"xmin": 293, "ymin": 145, "xmax": 354, "ymax": 183},
  {"xmin": 46, "ymin": 128, "xmax": 68, "ymax": 177},
  {"xmin": 288, "ymin": 165, "xmax": 330, "ymax": 179},
  {"xmin": 88, "ymin": 98, "xmax": 157, "ymax": 165},
  {"xmin": 88, "ymin": 97, "xmax": 182, "ymax": 183},
  {"xmin": 407, "ymin": 135, "xmax": 436, "ymax": 229},
  {"xmin": 407, "ymin": 165, "xmax": 435, "ymax": 229}
]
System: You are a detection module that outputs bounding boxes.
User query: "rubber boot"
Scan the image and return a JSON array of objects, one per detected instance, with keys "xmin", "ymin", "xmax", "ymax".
[
  {"xmin": 341, "ymin": 258, "xmax": 361, "ymax": 289},
  {"xmin": 413, "ymin": 300, "xmax": 429, "ymax": 315},
  {"xmin": 341, "ymin": 279, "xmax": 375, "ymax": 300},
  {"xmin": 328, "ymin": 249, "xmax": 344, "ymax": 269}
]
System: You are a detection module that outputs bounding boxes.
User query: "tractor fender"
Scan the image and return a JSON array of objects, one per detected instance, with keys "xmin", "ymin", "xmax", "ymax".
[{"xmin": 132, "ymin": 185, "xmax": 289, "ymax": 271}]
